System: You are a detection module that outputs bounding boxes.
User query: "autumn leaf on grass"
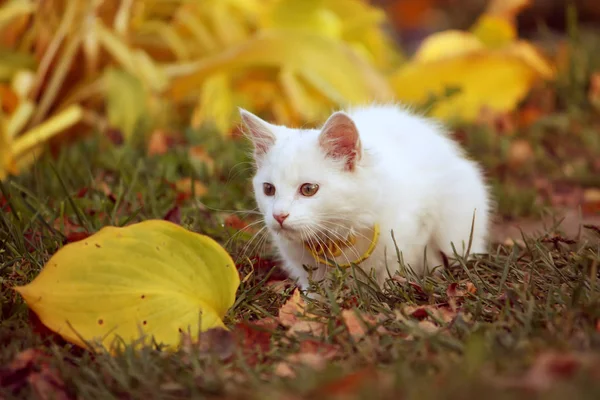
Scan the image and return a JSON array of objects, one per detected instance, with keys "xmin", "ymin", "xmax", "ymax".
[
  {"xmin": 13, "ymin": 220, "xmax": 240, "ymax": 352},
  {"xmin": 278, "ymin": 288, "xmax": 325, "ymax": 337},
  {"xmin": 391, "ymin": 0, "xmax": 554, "ymax": 122},
  {"xmin": 397, "ymin": 304, "xmax": 459, "ymax": 338},
  {"xmin": 341, "ymin": 309, "xmax": 389, "ymax": 341}
]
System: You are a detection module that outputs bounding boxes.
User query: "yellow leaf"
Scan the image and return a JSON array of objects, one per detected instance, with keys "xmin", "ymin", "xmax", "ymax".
[
  {"xmin": 391, "ymin": 49, "xmax": 541, "ymax": 122},
  {"xmin": 11, "ymin": 105, "xmax": 83, "ymax": 157},
  {"xmin": 470, "ymin": 0, "xmax": 530, "ymax": 48},
  {"xmin": 104, "ymin": 68, "xmax": 148, "ymax": 141},
  {"xmin": 170, "ymin": 30, "xmax": 393, "ymax": 106},
  {"xmin": 95, "ymin": 21, "xmax": 168, "ymax": 92},
  {"xmin": 470, "ymin": 15, "xmax": 516, "ymax": 48},
  {"xmin": 413, "ymin": 31, "xmax": 485, "ymax": 62},
  {"xmin": 13, "ymin": 220, "xmax": 240, "ymax": 352},
  {"xmin": 263, "ymin": 0, "xmax": 342, "ymax": 39},
  {"xmin": 279, "ymin": 68, "xmax": 324, "ymax": 122},
  {"xmin": 191, "ymin": 72, "xmax": 233, "ymax": 133}
]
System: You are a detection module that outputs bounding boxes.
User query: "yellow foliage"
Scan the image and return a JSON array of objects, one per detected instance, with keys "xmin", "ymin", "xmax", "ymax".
[
  {"xmin": 392, "ymin": 0, "xmax": 553, "ymax": 122},
  {"xmin": 13, "ymin": 220, "xmax": 240, "ymax": 352},
  {"xmin": 0, "ymin": 0, "xmax": 401, "ymax": 179},
  {"xmin": 0, "ymin": 0, "xmax": 556, "ymax": 178}
]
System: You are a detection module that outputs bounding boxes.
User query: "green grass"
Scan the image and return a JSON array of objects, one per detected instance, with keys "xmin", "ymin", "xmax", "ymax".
[
  {"xmin": 2, "ymin": 22, "xmax": 600, "ymax": 398},
  {"xmin": 0, "ymin": 118, "xmax": 599, "ymax": 399}
]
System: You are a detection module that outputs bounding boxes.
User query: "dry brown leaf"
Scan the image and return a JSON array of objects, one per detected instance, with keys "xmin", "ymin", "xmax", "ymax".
[
  {"xmin": 399, "ymin": 304, "xmax": 457, "ymax": 329},
  {"xmin": 466, "ymin": 281, "xmax": 477, "ymax": 295},
  {"xmin": 278, "ymin": 289, "xmax": 325, "ymax": 337},
  {"xmin": 180, "ymin": 327, "xmax": 235, "ymax": 363},
  {"xmin": 341, "ymin": 309, "xmax": 388, "ymax": 340},
  {"xmin": 274, "ymin": 353, "xmax": 328, "ymax": 378}
]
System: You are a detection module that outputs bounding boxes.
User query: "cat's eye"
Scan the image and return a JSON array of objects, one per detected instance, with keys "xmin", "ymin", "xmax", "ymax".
[
  {"xmin": 299, "ymin": 183, "xmax": 319, "ymax": 197},
  {"xmin": 263, "ymin": 183, "xmax": 276, "ymax": 196}
]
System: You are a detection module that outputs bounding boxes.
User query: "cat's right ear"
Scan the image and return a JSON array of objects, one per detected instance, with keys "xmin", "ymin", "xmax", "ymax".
[{"xmin": 239, "ymin": 108, "xmax": 276, "ymax": 160}]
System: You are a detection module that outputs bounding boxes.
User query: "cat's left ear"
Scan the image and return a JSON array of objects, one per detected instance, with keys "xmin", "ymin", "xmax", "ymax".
[{"xmin": 319, "ymin": 111, "xmax": 362, "ymax": 171}]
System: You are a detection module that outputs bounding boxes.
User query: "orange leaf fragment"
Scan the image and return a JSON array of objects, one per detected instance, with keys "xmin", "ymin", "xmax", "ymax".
[{"xmin": 278, "ymin": 289, "xmax": 325, "ymax": 337}]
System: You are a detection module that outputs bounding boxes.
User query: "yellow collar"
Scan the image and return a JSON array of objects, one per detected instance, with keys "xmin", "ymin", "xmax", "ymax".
[{"xmin": 304, "ymin": 224, "xmax": 380, "ymax": 269}]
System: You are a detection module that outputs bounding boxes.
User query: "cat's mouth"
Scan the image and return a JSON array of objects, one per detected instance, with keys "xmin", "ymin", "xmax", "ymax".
[{"xmin": 273, "ymin": 225, "xmax": 299, "ymax": 239}]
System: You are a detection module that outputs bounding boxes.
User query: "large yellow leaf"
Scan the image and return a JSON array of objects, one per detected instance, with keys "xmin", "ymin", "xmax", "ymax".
[
  {"xmin": 14, "ymin": 220, "xmax": 240, "ymax": 352},
  {"xmin": 392, "ymin": 21, "xmax": 553, "ymax": 122},
  {"xmin": 170, "ymin": 30, "xmax": 393, "ymax": 105}
]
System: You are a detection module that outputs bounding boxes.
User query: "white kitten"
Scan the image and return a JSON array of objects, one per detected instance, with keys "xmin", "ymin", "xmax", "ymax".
[{"xmin": 240, "ymin": 104, "xmax": 491, "ymax": 290}]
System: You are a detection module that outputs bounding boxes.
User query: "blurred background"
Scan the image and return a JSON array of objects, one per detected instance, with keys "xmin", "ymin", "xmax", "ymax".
[{"xmin": 0, "ymin": 0, "xmax": 599, "ymax": 229}]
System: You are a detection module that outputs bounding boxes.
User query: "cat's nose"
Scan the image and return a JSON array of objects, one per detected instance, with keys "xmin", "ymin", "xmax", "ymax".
[{"xmin": 273, "ymin": 213, "xmax": 289, "ymax": 227}]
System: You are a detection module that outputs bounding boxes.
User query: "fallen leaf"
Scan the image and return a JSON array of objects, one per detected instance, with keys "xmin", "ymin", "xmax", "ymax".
[
  {"xmin": 14, "ymin": 220, "xmax": 240, "ymax": 352},
  {"xmin": 147, "ymin": 129, "xmax": 169, "ymax": 156},
  {"xmin": 274, "ymin": 353, "xmax": 328, "ymax": 378},
  {"xmin": 224, "ymin": 214, "xmax": 251, "ymax": 231},
  {"xmin": 232, "ymin": 321, "xmax": 274, "ymax": 365},
  {"xmin": 0, "ymin": 349, "xmax": 69, "ymax": 400},
  {"xmin": 466, "ymin": 281, "xmax": 477, "ymax": 294},
  {"xmin": 398, "ymin": 304, "xmax": 457, "ymax": 332},
  {"xmin": 278, "ymin": 289, "xmax": 325, "ymax": 337},
  {"xmin": 64, "ymin": 231, "xmax": 91, "ymax": 244},
  {"xmin": 180, "ymin": 327, "xmax": 235, "ymax": 362},
  {"xmin": 163, "ymin": 205, "xmax": 181, "ymax": 225},
  {"xmin": 341, "ymin": 309, "xmax": 388, "ymax": 341},
  {"xmin": 446, "ymin": 282, "xmax": 466, "ymax": 298}
]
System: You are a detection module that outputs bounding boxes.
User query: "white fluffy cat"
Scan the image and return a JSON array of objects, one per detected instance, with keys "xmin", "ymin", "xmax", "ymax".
[{"xmin": 240, "ymin": 104, "xmax": 491, "ymax": 291}]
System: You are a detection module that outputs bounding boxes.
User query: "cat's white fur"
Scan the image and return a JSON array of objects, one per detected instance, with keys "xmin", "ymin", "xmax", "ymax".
[{"xmin": 241, "ymin": 104, "xmax": 491, "ymax": 290}]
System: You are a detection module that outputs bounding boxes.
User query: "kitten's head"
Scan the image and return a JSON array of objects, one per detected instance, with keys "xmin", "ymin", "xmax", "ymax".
[{"xmin": 240, "ymin": 108, "xmax": 369, "ymax": 242}]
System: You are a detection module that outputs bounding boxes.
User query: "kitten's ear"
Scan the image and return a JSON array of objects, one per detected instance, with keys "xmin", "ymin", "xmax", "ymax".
[
  {"xmin": 319, "ymin": 111, "xmax": 361, "ymax": 171},
  {"xmin": 239, "ymin": 108, "xmax": 276, "ymax": 159}
]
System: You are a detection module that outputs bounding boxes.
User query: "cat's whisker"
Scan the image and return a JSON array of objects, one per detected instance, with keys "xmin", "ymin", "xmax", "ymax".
[
  {"xmin": 238, "ymin": 225, "xmax": 268, "ymax": 260},
  {"xmin": 311, "ymin": 225, "xmax": 357, "ymax": 267},
  {"xmin": 317, "ymin": 219, "xmax": 374, "ymax": 243},
  {"xmin": 314, "ymin": 224, "xmax": 362, "ymax": 262},
  {"xmin": 224, "ymin": 219, "xmax": 266, "ymax": 247},
  {"xmin": 226, "ymin": 161, "xmax": 256, "ymax": 182}
]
